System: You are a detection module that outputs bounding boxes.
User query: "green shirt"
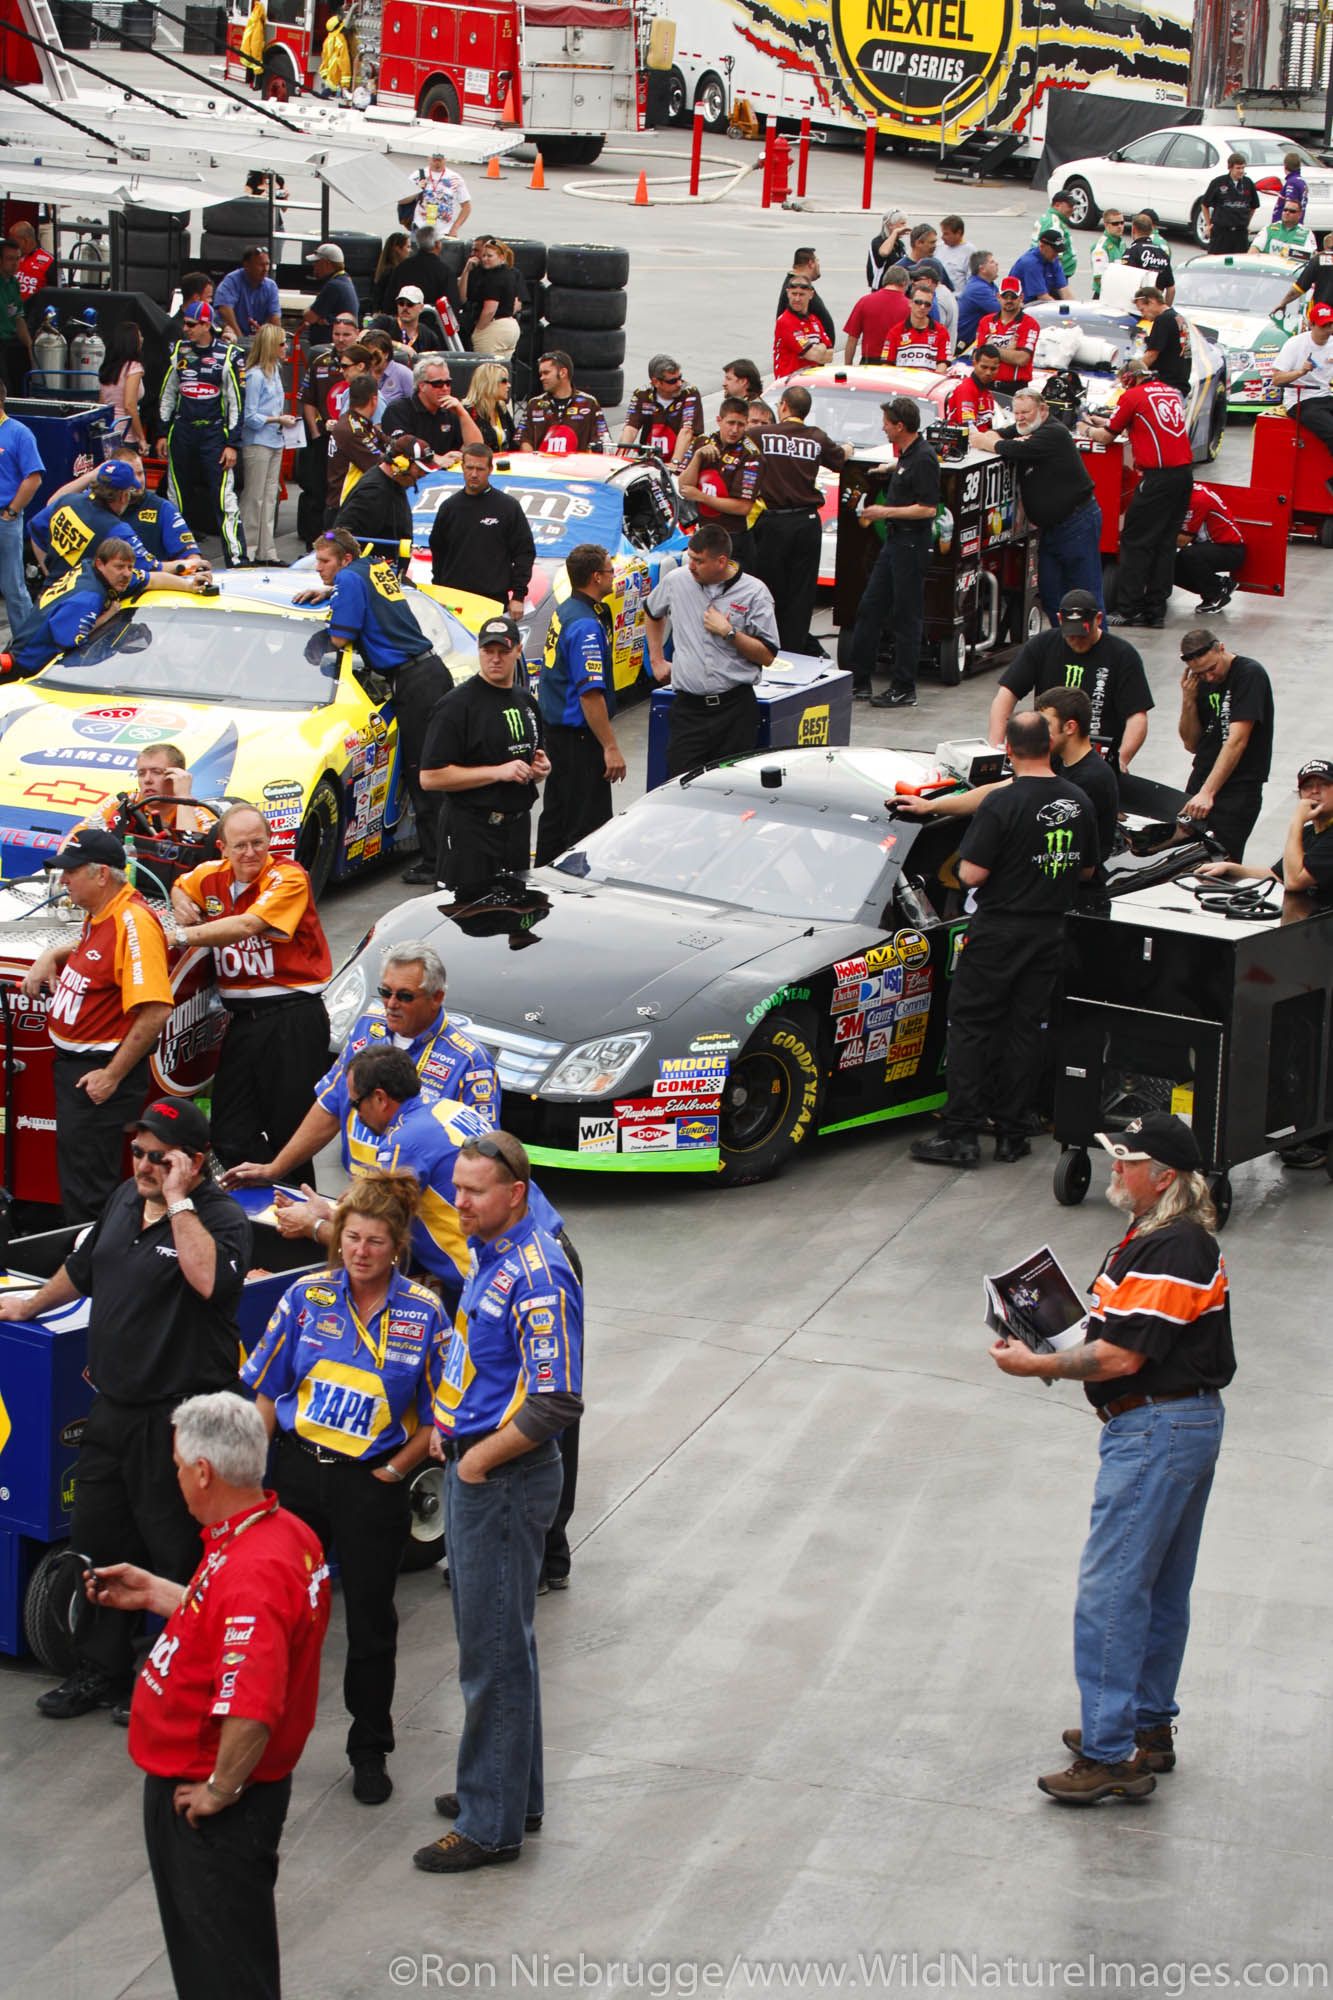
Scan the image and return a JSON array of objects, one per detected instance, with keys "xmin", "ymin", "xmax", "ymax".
[
  {"xmin": 1090, "ymin": 232, "xmax": 1125, "ymax": 298},
  {"xmin": 1255, "ymin": 221, "xmax": 1314, "ymax": 258},
  {"xmin": 1033, "ymin": 206, "xmax": 1077, "ymax": 281},
  {"xmin": 0, "ymin": 273, "xmax": 24, "ymax": 345}
]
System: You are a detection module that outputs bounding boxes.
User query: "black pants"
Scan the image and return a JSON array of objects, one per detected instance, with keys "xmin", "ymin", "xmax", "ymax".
[
  {"xmin": 848, "ymin": 525, "xmax": 932, "ymax": 691},
  {"xmin": 391, "ymin": 652, "xmax": 454, "ymax": 867},
  {"xmin": 52, "ymin": 1051, "xmax": 153, "ymax": 1224},
  {"xmin": 296, "ymin": 439, "xmax": 328, "ymax": 548},
  {"xmin": 70, "ymin": 1395, "xmax": 203, "ymax": 1682},
  {"xmin": 543, "ymin": 1419, "xmax": 580, "ymax": 1581},
  {"xmin": 754, "ymin": 508, "xmax": 821, "ymax": 654},
  {"xmin": 209, "ymin": 994, "xmax": 330, "ymax": 1179},
  {"xmin": 666, "ymin": 683, "xmax": 760, "ymax": 779},
  {"xmin": 143, "ymin": 1772, "xmax": 290, "ymax": 2000},
  {"xmin": 1, "ymin": 340, "xmax": 28, "ymax": 395},
  {"xmin": 1207, "ymin": 222, "xmax": 1251, "ymax": 255},
  {"xmin": 535, "ymin": 724, "xmax": 612, "ymax": 866},
  {"xmin": 1175, "ymin": 539, "xmax": 1245, "ymax": 600},
  {"xmin": 439, "ymin": 799, "xmax": 533, "ymax": 895},
  {"xmin": 1200, "ymin": 779, "xmax": 1264, "ymax": 862},
  {"xmin": 943, "ymin": 914, "xmax": 1065, "ymax": 1141},
  {"xmin": 725, "ymin": 524, "xmax": 759, "ymax": 575},
  {"xmin": 1292, "ymin": 395, "xmax": 1333, "ymax": 460},
  {"xmin": 272, "ymin": 1432, "xmax": 411, "ymax": 1758},
  {"xmin": 1118, "ymin": 466, "xmax": 1193, "ymax": 622}
]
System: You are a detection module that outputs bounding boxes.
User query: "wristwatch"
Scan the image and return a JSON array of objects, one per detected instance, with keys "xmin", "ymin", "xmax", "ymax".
[{"xmin": 166, "ymin": 1198, "xmax": 195, "ymax": 1219}]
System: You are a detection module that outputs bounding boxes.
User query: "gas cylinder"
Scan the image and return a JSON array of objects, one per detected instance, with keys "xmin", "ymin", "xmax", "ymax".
[
  {"xmin": 32, "ymin": 309, "xmax": 67, "ymax": 391},
  {"xmin": 67, "ymin": 310, "xmax": 104, "ymax": 395}
]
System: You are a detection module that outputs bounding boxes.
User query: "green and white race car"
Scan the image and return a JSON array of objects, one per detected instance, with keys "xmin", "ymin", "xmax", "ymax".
[{"xmin": 1174, "ymin": 253, "xmax": 1308, "ymax": 413}]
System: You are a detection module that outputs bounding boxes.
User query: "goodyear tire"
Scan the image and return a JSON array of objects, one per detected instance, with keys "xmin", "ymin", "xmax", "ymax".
[
  {"xmin": 399, "ymin": 1462, "xmax": 445, "ymax": 1571},
  {"xmin": 545, "ymin": 243, "xmax": 630, "ymax": 290},
  {"xmin": 542, "ymin": 324, "xmax": 626, "ymax": 369},
  {"xmin": 719, "ymin": 1009, "xmax": 824, "ymax": 1185},
  {"xmin": 542, "ymin": 284, "xmax": 626, "ymax": 330},
  {"xmin": 508, "ymin": 239, "xmax": 547, "ymax": 285},
  {"xmin": 297, "ymin": 777, "xmax": 342, "ymax": 897},
  {"xmin": 23, "ymin": 1543, "xmax": 83, "ymax": 1676},
  {"xmin": 575, "ymin": 367, "xmax": 624, "ymax": 408}
]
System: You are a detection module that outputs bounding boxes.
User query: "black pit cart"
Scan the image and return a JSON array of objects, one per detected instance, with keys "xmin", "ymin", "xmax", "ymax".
[{"xmin": 834, "ymin": 446, "xmax": 1041, "ymax": 687}]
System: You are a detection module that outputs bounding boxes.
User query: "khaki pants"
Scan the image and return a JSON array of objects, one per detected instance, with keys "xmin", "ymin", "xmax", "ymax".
[
  {"xmin": 241, "ymin": 443, "xmax": 283, "ymax": 563},
  {"xmin": 471, "ymin": 317, "xmax": 520, "ymax": 360}
]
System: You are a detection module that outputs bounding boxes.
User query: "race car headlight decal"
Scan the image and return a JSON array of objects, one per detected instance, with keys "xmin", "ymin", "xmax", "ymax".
[
  {"xmin": 544, "ymin": 1032, "xmax": 652, "ymax": 1097},
  {"xmin": 324, "ymin": 959, "xmax": 369, "ymax": 1050}
]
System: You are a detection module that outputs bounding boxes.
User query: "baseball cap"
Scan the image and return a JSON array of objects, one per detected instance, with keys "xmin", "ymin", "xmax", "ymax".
[
  {"xmin": 998, "ymin": 276, "xmax": 1023, "ymax": 296},
  {"xmin": 306, "ymin": 242, "xmax": 345, "ymax": 265},
  {"xmin": 127, "ymin": 1098, "xmax": 211, "ymax": 1155},
  {"xmin": 1038, "ymin": 229, "xmax": 1065, "ymax": 247},
  {"xmin": 182, "ymin": 301, "xmax": 211, "ymax": 324},
  {"xmin": 396, "ymin": 284, "xmax": 425, "ymax": 305},
  {"xmin": 1095, "ymin": 1114, "xmax": 1202, "ymax": 1170},
  {"xmin": 386, "ymin": 437, "xmax": 433, "ymax": 473},
  {"xmin": 478, "ymin": 615, "xmax": 521, "ymax": 649},
  {"xmin": 1309, "ymin": 302, "xmax": 1333, "ymax": 326},
  {"xmin": 1058, "ymin": 588, "xmax": 1101, "ymax": 635},
  {"xmin": 95, "ymin": 460, "xmax": 143, "ymax": 491},
  {"xmin": 1297, "ymin": 757, "xmax": 1333, "ymax": 786},
  {"xmin": 46, "ymin": 827, "xmax": 125, "ymax": 872}
]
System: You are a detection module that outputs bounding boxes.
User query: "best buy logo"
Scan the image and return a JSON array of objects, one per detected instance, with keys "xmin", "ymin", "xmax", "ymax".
[{"xmin": 0, "ymin": 1389, "xmax": 10, "ymax": 1459}]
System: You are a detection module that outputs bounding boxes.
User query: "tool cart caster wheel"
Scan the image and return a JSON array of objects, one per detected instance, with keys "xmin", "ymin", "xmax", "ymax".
[
  {"xmin": 1207, "ymin": 1173, "xmax": 1232, "ymax": 1229},
  {"xmin": 1053, "ymin": 1148, "xmax": 1091, "ymax": 1206}
]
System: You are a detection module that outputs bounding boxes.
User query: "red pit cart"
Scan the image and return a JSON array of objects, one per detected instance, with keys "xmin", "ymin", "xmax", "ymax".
[
  {"xmin": 1078, "ymin": 438, "xmax": 1292, "ymax": 603},
  {"xmin": 1250, "ymin": 410, "xmax": 1333, "ymax": 549}
]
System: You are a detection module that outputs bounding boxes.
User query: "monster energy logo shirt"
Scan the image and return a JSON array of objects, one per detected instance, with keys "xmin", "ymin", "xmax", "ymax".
[
  {"xmin": 959, "ymin": 775, "xmax": 1097, "ymax": 916},
  {"xmin": 998, "ymin": 628, "xmax": 1153, "ymax": 759},
  {"xmin": 421, "ymin": 672, "xmax": 545, "ymax": 816},
  {"xmin": 1187, "ymin": 654, "xmax": 1274, "ymax": 794}
]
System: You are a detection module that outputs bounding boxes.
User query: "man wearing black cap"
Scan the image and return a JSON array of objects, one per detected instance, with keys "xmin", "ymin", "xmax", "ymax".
[
  {"xmin": 22, "ymin": 827, "xmax": 174, "ymax": 1222},
  {"xmin": 990, "ymin": 1112, "xmax": 1233, "ymax": 1804},
  {"xmin": 1176, "ymin": 629, "xmax": 1274, "ymax": 859},
  {"xmin": 428, "ymin": 443, "xmax": 535, "ymax": 618},
  {"xmin": 420, "ymin": 616, "xmax": 549, "ymax": 895},
  {"xmin": 0, "ymin": 1098, "xmax": 252, "ymax": 1720},
  {"xmin": 988, "ymin": 591, "xmax": 1153, "ymax": 770},
  {"xmin": 969, "ymin": 390, "xmax": 1103, "ymax": 624},
  {"xmin": 1202, "ymin": 756, "xmax": 1333, "ymax": 910},
  {"xmin": 1006, "ymin": 232, "xmax": 1075, "ymax": 306},
  {"xmin": 330, "ymin": 439, "xmax": 431, "ymax": 570}
]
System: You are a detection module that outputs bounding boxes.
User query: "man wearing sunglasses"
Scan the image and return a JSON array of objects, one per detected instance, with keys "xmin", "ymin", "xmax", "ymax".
[
  {"xmin": 1176, "ymin": 629, "xmax": 1274, "ymax": 859},
  {"xmin": 381, "ymin": 356, "xmax": 482, "ymax": 469},
  {"xmin": 618, "ymin": 353, "xmax": 703, "ymax": 467},
  {"xmin": 0, "ymin": 1097, "xmax": 252, "ymax": 1722}
]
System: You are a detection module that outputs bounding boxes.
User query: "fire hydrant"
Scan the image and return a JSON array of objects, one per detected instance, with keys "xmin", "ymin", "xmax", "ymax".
[{"xmin": 771, "ymin": 133, "xmax": 792, "ymax": 205}]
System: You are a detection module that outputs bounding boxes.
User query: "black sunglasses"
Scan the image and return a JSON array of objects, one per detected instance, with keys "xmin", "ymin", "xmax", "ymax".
[
  {"xmin": 377, "ymin": 983, "xmax": 422, "ymax": 1004},
  {"xmin": 1181, "ymin": 646, "xmax": 1218, "ymax": 664},
  {"xmin": 130, "ymin": 1143, "xmax": 168, "ymax": 1164},
  {"xmin": 464, "ymin": 1135, "xmax": 519, "ymax": 1181}
]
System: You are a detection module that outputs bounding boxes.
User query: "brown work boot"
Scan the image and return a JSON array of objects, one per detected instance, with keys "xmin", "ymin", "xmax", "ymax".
[
  {"xmin": 1037, "ymin": 1751, "xmax": 1156, "ymax": 1804},
  {"xmin": 1061, "ymin": 1723, "xmax": 1176, "ymax": 1772}
]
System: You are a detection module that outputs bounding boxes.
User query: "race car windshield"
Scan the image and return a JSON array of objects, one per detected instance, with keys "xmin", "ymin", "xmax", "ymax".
[
  {"xmin": 554, "ymin": 791, "xmax": 895, "ymax": 921},
  {"xmin": 41, "ymin": 608, "xmax": 341, "ymax": 706},
  {"xmin": 1174, "ymin": 268, "xmax": 1291, "ymax": 315},
  {"xmin": 801, "ymin": 388, "xmax": 938, "ymax": 451}
]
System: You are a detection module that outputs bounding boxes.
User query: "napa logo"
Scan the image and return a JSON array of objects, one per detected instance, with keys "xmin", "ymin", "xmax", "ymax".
[{"xmin": 831, "ymin": 0, "xmax": 1013, "ymax": 122}]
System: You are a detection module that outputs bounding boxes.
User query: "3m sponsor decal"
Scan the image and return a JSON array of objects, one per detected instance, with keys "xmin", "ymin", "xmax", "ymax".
[
  {"xmin": 834, "ymin": 1011, "xmax": 864, "ymax": 1043},
  {"xmin": 578, "ymin": 1115, "xmax": 617, "ymax": 1155},
  {"xmin": 621, "ymin": 1120, "xmax": 678, "ymax": 1152},
  {"xmin": 839, "ymin": 1038, "xmax": 865, "ymax": 1069}
]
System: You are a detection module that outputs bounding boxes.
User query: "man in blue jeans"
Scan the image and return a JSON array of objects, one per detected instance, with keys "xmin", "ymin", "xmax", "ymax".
[
  {"xmin": 989, "ymin": 1113, "xmax": 1234, "ymax": 1802},
  {"xmin": 416, "ymin": 1129, "xmax": 584, "ymax": 1873},
  {"xmin": 970, "ymin": 388, "xmax": 1104, "ymax": 626},
  {"xmin": 0, "ymin": 379, "xmax": 42, "ymax": 640}
]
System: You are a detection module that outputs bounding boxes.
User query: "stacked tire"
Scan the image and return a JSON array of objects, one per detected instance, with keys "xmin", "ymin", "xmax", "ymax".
[{"xmin": 540, "ymin": 244, "xmax": 629, "ymax": 413}]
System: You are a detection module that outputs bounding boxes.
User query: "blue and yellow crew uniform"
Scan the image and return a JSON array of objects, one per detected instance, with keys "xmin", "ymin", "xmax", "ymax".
[
  {"xmin": 533, "ymin": 588, "xmax": 616, "ymax": 866},
  {"xmin": 317, "ymin": 1004, "xmax": 500, "ymax": 1172},
  {"xmin": 29, "ymin": 493, "xmax": 157, "ymax": 582},
  {"xmin": 370, "ymin": 1093, "xmax": 565, "ymax": 1316},
  {"xmin": 433, "ymin": 1210, "xmax": 582, "ymax": 1440},
  {"xmin": 159, "ymin": 329, "xmax": 247, "ymax": 566},
  {"xmin": 9, "ymin": 560, "xmax": 132, "ymax": 677},
  {"xmin": 123, "ymin": 487, "xmax": 200, "ymax": 563}
]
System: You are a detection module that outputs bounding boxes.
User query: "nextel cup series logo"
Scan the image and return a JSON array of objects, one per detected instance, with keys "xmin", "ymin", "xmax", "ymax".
[{"xmin": 831, "ymin": 0, "xmax": 1013, "ymax": 121}]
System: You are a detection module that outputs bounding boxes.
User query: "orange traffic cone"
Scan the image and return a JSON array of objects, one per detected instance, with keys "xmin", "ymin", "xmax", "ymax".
[
  {"xmin": 633, "ymin": 170, "xmax": 649, "ymax": 205},
  {"xmin": 501, "ymin": 77, "xmax": 521, "ymax": 125},
  {"xmin": 529, "ymin": 151, "xmax": 545, "ymax": 190},
  {"xmin": 485, "ymin": 154, "xmax": 501, "ymax": 179}
]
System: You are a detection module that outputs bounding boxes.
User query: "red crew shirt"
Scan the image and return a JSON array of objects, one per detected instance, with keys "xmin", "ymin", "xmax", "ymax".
[
  {"xmin": 47, "ymin": 882, "xmax": 174, "ymax": 1054},
  {"xmin": 130, "ymin": 1496, "xmax": 331, "ymax": 1783},
  {"xmin": 773, "ymin": 310, "xmax": 828, "ymax": 378},
  {"xmin": 1180, "ymin": 483, "xmax": 1243, "ymax": 543},
  {"xmin": 883, "ymin": 320, "xmax": 951, "ymax": 369},
  {"xmin": 1106, "ymin": 378, "xmax": 1193, "ymax": 469},
  {"xmin": 843, "ymin": 287, "xmax": 910, "ymax": 362},
  {"xmin": 18, "ymin": 247, "xmax": 54, "ymax": 300},
  {"xmin": 944, "ymin": 375, "xmax": 996, "ymax": 424},
  {"xmin": 974, "ymin": 309, "xmax": 1040, "ymax": 385},
  {"xmin": 175, "ymin": 857, "xmax": 332, "ymax": 1000}
]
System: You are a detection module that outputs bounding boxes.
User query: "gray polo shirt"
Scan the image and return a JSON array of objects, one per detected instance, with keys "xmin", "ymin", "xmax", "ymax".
[{"xmin": 645, "ymin": 563, "xmax": 780, "ymax": 697}]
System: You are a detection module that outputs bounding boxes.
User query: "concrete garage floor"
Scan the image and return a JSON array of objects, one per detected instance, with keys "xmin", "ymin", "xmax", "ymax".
[{"xmin": 2, "ymin": 83, "xmax": 1331, "ymax": 1998}]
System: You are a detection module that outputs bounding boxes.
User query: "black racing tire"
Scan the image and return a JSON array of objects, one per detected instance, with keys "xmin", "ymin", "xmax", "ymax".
[
  {"xmin": 542, "ymin": 324, "xmax": 626, "ymax": 369},
  {"xmin": 1053, "ymin": 1148, "xmax": 1091, "ymax": 1207},
  {"xmin": 508, "ymin": 239, "xmax": 547, "ymax": 285},
  {"xmin": 297, "ymin": 776, "xmax": 342, "ymax": 897},
  {"xmin": 1205, "ymin": 391, "xmax": 1227, "ymax": 463},
  {"xmin": 574, "ymin": 367, "xmax": 625, "ymax": 408},
  {"xmin": 1101, "ymin": 557, "xmax": 1120, "ymax": 613},
  {"xmin": 1063, "ymin": 177, "xmax": 1099, "ymax": 231},
  {"xmin": 665, "ymin": 66, "xmax": 688, "ymax": 124},
  {"xmin": 419, "ymin": 78, "xmax": 461, "ymax": 123},
  {"xmin": 694, "ymin": 71, "xmax": 728, "ymax": 133},
  {"xmin": 23, "ymin": 1544, "xmax": 83, "ymax": 1676},
  {"xmin": 545, "ymin": 243, "xmax": 630, "ymax": 290},
  {"xmin": 542, "ymin": 285, "xmax": 626, "ymax": 330},
  {"xmin": 719, "ymin": 1008, "xmax": 824, "ymax": 1185},
  {"xmin": 1190, "ymin": 202, "xmax": 1211, "ymax": 250},
  {"xmin": 936, "ymin": 628, "xmax": 965, "ymax": 686},
  {"xmin": 399, "ymin": 1462, "xmax": 445, "ymax": 1571}
]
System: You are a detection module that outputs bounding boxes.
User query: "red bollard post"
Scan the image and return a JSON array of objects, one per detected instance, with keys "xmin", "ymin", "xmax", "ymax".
[
  {"xmin": 689, "ymin": 105, "xmax": 704, "ymax": 198},
  {"xmin": 761, "ymin": 116, "xmax": 775, "ymax": 209},
  {"xmin": 862, "ymin": 119, "xmax": 876, "ymax": 210},
  {"xmin": 797, "ymin": 114, "xmax": 811, "ymax": 197}
]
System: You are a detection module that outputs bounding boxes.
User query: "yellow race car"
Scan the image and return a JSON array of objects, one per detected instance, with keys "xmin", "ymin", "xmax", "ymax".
[{"xmin": 0, "ymin": 571, "xmax": 491, "ymax": 890}]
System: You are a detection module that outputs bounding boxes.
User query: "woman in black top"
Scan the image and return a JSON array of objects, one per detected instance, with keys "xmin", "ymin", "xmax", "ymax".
[
  {"xmin": 373, "ymin": 231, "xmax": 411, "ymax": 312},
  {"xmin": 464, "ymin": 361, "xmax": 517, "ymax": 449},
  {"xmin": 462, "ymin": 238, "xmax": 521, "ymax": 360}
]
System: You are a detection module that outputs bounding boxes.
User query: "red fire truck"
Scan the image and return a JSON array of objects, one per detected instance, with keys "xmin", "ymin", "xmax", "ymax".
[{"xmin": 226, "ymin": 0, "xmax": 644, "ymax": 162}]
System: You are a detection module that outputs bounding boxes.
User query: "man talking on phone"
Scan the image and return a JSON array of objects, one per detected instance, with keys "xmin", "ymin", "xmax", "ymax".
[{"xmin": 0, "ymin": 1100, "xmax": 251, "ymax": 1723}]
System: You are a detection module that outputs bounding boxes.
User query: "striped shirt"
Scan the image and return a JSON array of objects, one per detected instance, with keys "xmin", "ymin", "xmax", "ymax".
[{"xmin": 1085, "ymin": 1217, "xmax": 1236, "ymax": 1412}]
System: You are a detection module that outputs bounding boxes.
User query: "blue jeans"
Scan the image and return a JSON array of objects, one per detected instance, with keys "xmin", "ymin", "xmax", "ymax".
[
  {"xmin": 1074, "ymin": 1393, "xmax": 1224, "ymax": 1764},
  {"xmin": 444, "ymin": 1440, "xmax": 564, "ymax": 1851},
  {"xmin": 1037, "ymin": 499, "xmax": 1103, "ymax": 626},
  {"xmin": 0, "ymin": 512, "xmax": 31, "ymax": 640}
]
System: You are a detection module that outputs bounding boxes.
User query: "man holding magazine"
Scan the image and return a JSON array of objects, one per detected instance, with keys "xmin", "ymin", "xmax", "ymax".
[{"xmin": 989, "ymin": 1113, "xmax": 1235, "ymax": 1804}]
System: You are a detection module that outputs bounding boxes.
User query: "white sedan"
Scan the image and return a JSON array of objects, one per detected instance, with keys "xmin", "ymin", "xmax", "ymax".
[{"xmin": 1052, "ymin": 126, "xmax": 1333, "ymax": 249}]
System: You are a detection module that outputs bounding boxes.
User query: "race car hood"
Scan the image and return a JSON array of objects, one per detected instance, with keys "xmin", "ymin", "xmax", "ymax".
[{"xmin": 1187, "ymin": 310, "xmax": 1282, "ymax": 349}]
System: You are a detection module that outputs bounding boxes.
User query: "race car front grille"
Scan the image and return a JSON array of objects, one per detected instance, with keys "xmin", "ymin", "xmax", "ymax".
[{"xmin": 452, "ymin": 1017, "xmax": 565, "ymax": 1092}]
